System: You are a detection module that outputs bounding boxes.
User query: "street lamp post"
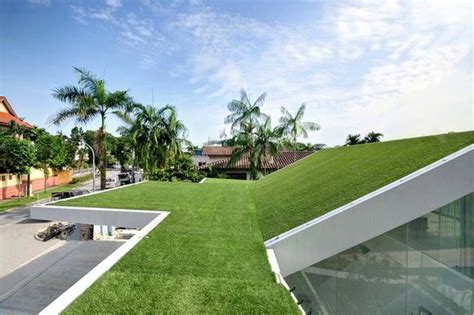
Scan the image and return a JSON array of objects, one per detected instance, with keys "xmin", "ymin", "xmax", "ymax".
[{"xmin": 82, "ymin": 141, "xmax": 96, "ymax": 192}]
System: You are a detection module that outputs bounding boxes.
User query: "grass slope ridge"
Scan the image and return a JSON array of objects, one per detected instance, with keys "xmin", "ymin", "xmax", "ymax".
[
  {"xmin": 59, "ymin": 179, "xmax": 298, "ymax": 314},
  {"xmin": 253, "ymin": 131, "xmax": 474, "ymax": 240}
]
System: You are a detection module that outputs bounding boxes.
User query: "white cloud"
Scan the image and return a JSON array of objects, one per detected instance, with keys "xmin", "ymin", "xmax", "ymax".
[
  {"xmin": 66, "ymin": 0, "xmax": 472, "ymax": 146},
  {"xmin": 105, "ymin": 0, "xmax": 121, "ymax": 9},
  {"xmin": 70, "ymin": 5, "xmax": 165, "ymax": 68}
]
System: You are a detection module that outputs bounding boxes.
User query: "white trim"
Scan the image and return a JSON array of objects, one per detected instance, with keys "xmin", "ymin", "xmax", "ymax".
[
  {"xmin": 199, "ymin": 177, "xmax": 207, "ymax": 184},
  {"xmin": 46, "ymin": 180, "xmax": 148, "ymax": 205},
  {"xmin": 265, "ymin": 145, "xmax": 474, "ymax": 276},
  {"xmin": 30, "ymin": 205, "xmax": 163, "ymax": 228},
  {"xmin": 266, "ymin": 249, "xmax": 305, "ymax": 314},
  {"xmin": 39, "ymin": 209, "xmax": 169, "ymax": 315}
]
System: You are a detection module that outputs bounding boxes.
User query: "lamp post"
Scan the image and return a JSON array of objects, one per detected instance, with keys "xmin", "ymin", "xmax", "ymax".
[{"xmin": 82, "ymin": 141, "xmax": 96, "ymax": 192}]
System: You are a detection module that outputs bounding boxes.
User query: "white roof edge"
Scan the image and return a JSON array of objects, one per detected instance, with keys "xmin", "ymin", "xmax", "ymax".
[{"xmin": 265, "ymin": 144, "xmax": 474, "ymax": 248}]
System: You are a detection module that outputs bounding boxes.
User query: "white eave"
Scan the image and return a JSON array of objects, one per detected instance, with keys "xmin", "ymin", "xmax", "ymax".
[{"xmin": 265, "ymin": 145, "xmax": 474, "ymax": 277}]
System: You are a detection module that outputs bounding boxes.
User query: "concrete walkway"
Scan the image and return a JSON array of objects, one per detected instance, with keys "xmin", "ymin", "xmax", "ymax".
[{"xmin": 0, "ymin": 240, "xmax": 123, "ymax": 314}]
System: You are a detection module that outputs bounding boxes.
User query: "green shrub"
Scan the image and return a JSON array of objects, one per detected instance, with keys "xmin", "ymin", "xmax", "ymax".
[
  {"xmin": 71, "ymin": 173, "xmax": 93, "ymax": 184},
  {"xmin": 149, "ymin": 156, "xmax": 205, "ymax": 183}
]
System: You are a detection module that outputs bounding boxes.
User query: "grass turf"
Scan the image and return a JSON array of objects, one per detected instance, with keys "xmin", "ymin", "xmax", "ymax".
[
  {"xmin": 55, "ymin": 131, "xmax": 473, "ymax": 313},
  {"xmin": 58, "ymin": 179, "xmax": 299, "ymax": 314},
  {"xmin": 253, "ymin": 131, "xmax": 474, "ymax": 240}
]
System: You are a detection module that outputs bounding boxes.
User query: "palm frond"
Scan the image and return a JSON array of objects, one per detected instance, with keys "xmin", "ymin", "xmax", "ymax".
[
  {"xmin": 280, "ymin": 106, "xmax": 293, "ymax": 119},
  {"xmin": 253, "ymin": 92, "xmax": 267, "ymax": 108},
  {"xmin": 52, "ymin": 85, "xmax": 90, "ymax": 103},
  {"xmin": 48, "ymin": 107, "xmax": 79, "ymax": 126},
  {"xmin": 302, "ymin": 121, "xmax": 320, "ymax": 131},
  {"xmin": 295, "ymin": 103, "xmax": 306, "ymax": 121}
]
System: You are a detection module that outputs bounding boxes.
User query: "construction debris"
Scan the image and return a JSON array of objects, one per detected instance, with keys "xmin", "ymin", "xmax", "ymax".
[{"xmin": 35, "ymin": 222, "xmax": 75, "ymax": 242}]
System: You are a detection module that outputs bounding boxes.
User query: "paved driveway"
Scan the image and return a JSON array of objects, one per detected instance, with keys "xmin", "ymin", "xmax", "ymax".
[{"xmin": 0, "ymin": 240, "xmax": 123, "ymax": 314}]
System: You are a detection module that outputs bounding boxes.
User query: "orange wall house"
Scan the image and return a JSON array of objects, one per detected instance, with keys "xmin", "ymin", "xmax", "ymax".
[{"xmin": 0, "ymin": 96, "xmax": 72, "ymax": 200}]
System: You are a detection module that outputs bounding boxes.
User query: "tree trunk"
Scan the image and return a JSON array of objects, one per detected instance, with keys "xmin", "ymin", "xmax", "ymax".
[
  {"xmin": 26, "ymin": 173, "xmax": 31, "ymax": 197},
  {"xmin": 99, "ymin": 114, "xmax": 107, "ymax": 190},
  {"xmin": 17, "ymin": 175, "xmax": 20, "ymax": 200}
]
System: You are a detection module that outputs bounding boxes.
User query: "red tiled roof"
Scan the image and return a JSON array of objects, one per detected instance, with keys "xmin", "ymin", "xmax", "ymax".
[
  {"xmin": 202, "ymin": 151, "xmax": 313, "ymax": 170},
  {"xmin": 0, "ymin": 96, "xmax": 33, "ymax": 129},
  {"xmin": 202, "ymin": 146, "xmax": 234, "ymax": 156}
]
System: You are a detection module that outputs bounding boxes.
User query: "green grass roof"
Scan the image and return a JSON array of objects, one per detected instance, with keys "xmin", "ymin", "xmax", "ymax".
[
  {"xmin": 58, "ymin": 179, "xmax": 298, "ymax": 314},
  {"xmin": 253, "ymin": 131, "xmax": 474, "ymax": 240},
  {"xmin": 56, "ymin": 131, "xmax": 473, "ymax": 313}
]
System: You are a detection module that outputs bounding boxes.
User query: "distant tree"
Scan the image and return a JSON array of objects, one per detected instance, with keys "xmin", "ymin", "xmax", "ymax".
[
  {"xmin": 0, "ymin": 135, "xmax": 36, "ymax": 198},
  {"xmin": 83, "ymin": 130, "xmax": 98, "ymax": 166},
  {"xmin": 225, "ymin": 89, "xmax": 268, "ymax": 134},
  {"xmin": 345, "ymin": 134, "xmax": 364, "ymax": 146},
  {"xmin": 278, "ymin": 103, "xmax": 320, "ymax": 146},
  {"xmin": 35, "ymin": 133, "xmax": 68, "ymax": 192},
  {"xmin": 225, "ymin": 90, "xmax": 270, "ymax": 179},
  {"xmin": 110, "ymin": 136, "xmax": 131, "ymax": 169},
  {"xmin": 364, "ymin": 131, "xmax": 384, "ymax": 143},
  {"xmin": 254, "ymin": 117, "xmax": 281, "ymax": 176},
  {"xmin": 313, "ymin": 143, "xmax": 327, "ymax": 151},
  {"xmin": 51, "ymin": 67, "xmax": 133, "ymax": 189}
]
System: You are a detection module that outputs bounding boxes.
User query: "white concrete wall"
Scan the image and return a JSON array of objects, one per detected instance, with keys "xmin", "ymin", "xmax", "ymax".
[
  {"xmin": 30, "ymin": 206, "xmax": 162, "ymax": 229},
  {"xmin": 266, "ymin": 145, "xmax": 474, "ymax": 277}
]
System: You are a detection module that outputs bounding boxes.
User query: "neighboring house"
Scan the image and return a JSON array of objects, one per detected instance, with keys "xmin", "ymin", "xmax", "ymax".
[
  {"xmin": 192, "ymin": 146, "xmax": 234, "ymax": 167},
  {"xmin": 0, "ymin": 96, "xmax": 33, "ymax": 131},
  {"xmin": 201, "ymin": 151, "xmax": 313, "ymax": 180},
  {"xmin": 0, "ymin": 96, "xmax": 71, "ymax": 200}
]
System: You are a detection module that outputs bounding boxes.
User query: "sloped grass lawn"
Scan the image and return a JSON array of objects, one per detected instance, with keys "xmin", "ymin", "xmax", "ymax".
[
  {"xmin": 58, "ymin": 179, "xmax": 298, "ymax": 314},
  {"xmin": 254, "ymin": 131, "xmax": 474, "ymax": 240}
]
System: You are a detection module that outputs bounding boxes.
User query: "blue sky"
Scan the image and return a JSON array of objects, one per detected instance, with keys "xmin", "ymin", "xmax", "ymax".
[{"xmin": 1, "ymin": 0, "xmax": 472, "ymax": 146}]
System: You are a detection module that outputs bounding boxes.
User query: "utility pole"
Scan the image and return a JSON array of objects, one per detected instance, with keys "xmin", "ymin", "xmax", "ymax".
[{"xmin": 82, "ymin": 141, "xmax": 96, "ymax": 192}]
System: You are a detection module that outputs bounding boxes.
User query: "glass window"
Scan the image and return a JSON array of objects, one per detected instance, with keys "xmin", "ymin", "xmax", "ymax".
[{"xmin": 285, "ymin": 193, "xmax": 473, "ymax": 315}]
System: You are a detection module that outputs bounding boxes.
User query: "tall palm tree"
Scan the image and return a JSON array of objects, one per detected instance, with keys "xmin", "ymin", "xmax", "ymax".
[
  {"xmin": 254, "ymin": 117, "xmax": 281, "ymax": 176},
  {"xmin": 118, "ymin": 103, "xmax": 190, "ymax": 175},
  {"xmin": 51, "ymin": 67, "xmax": 133, "ymax": 189},
  {"xmin": 278, "ymin": 103, "xmax": 320, "ymax": 147},
  {"xmin": 228, "ymin": 127, "xmax": 257, "ymax": 179},
  {"xmin": 228, "ymin": 118, "xmax": 281, "ymax": 180},
  {"xmin": 364, "ymin": 131, "xmax": 384, "ymax": 143},
  {"xmin": 224, "ymin": 89, "xmax": 268, "ymax": 133},
  {"xmin": 160, "ymin": 105, "xmax": 190, "ymax": 164}
]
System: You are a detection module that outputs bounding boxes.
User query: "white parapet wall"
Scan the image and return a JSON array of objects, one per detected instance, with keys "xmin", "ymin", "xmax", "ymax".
[
  {"xmin": 31, "ymin": 205, "xmax": 161, "ymax": 229},
  {"xmin": 266, "ymin": 145, "xmax": 474, "ymax": 277}
]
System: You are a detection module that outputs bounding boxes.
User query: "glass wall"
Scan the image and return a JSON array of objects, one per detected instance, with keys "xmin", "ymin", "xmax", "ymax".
[{"xmin": 285, "ymin": 193, "xmax": 473, "ymax": 315}]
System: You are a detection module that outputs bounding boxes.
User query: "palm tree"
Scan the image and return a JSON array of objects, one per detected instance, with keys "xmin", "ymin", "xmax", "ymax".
[
  {"xmin": 254, "ymin": 117, "xmax": 281, "ymax": 176},
  {"xmin": 118, "ymin": 103, "xmax": 190, "ymax": 175},
  {"xmin": 228, "ymin": 127, "xmax": 257, "ymax": 179},
  {"xmin": 160, "ymin": 105, "xmax": 190, "ymax": 164},
  {"xmin": 278, "ymin": 103, "xmax": 320, "ymax": 147},
  {"xmin": 51, "ymin": 67, "xmax": 133, "ymax": 189},
  {"xmin": 345, "ymin": 134, "xmax": 363, "ymax": 146},
  {"xmin": 228, "ymin": 118, "xmax": 281, "ymax": 180},
  {"xmin": 364, "ymin": 131, "xmax": 384, "ymax": 143},
  {"xmin": 224, "ymin": 89, "xmax": 268, "ymax": 134}
]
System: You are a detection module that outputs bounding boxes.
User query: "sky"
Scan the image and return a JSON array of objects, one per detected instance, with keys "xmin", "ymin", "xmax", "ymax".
[{"xmin": 0, "ymin": 0, "xmax": 472, "ymax": 147}]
